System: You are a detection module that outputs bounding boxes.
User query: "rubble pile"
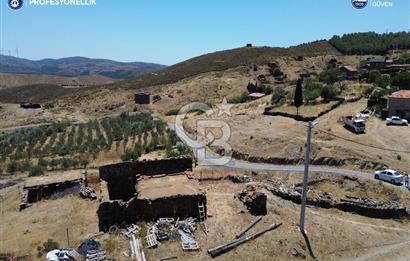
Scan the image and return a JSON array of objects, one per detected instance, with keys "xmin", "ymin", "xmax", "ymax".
[
  {"xmin": 79, "ymin": 183, "xmax": 97, "ymax": 200},
  {"xmin": 265, "ymin": 179, "xmax": 410, "ymax": 219},
  {"xmin": 236, "ymin": 184, "xmax": 267, "ymax": 215},
  {"xmin": 145, "ymin": 217, "xmax": 200, "ymax": 251}
]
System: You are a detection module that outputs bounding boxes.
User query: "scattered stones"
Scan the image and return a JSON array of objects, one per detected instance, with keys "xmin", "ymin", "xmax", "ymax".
[{"xmin": 291, "ymin": 247, "xmax": 306, "ymax": 259}]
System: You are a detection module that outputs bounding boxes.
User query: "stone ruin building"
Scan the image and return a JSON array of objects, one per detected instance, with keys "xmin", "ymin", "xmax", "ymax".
[
  {"xmin": 97, "ymin": 157, "xmax": 207, "ymax": 231},
  {"xmin": 20, "ymin": 171, "xmax": 95, "ymax": 210}
]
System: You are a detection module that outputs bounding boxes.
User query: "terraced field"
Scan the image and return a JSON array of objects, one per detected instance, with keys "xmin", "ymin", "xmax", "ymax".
[{"xmin": 0, "ymin": 113, "xmax": 188, "ymax": 175}]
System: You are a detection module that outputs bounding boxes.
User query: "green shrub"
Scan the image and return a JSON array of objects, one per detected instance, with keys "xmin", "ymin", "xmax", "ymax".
[
  {"xmin": 304, "ymin": 80, "xmax": 323, "ymax": 102},
  {"xmin": 165, "ymin": 108, "xmax": 180, "ymax": 116},
  {"xmin": 319, "ymin": 66, "xmax": 341, "ymax": 84},
  {"xmin": 320, "ymin": 86, "xmax": 338, "ymax": 102},
  {"xmin": 228, "ymin": 91, "xmax": 249, "ymax": 104},
  {"xmin": 391, "ymin": 72, "xmax": 410, "ymax": 90},
  {"xmin": 18, "ymin": 160, "xmax": 32, "ymax": 172},
  {"xmin": 6, "ymin": 160, "xmax": 17, "ymax": 173},
  {"xmin": 376, "ymin": 74, "xmax": 390, "ymax": 88},
  {"xmin": 29, "ymin": 165, "xmax": 44, "ymax": 177},
  {"xmin": 271, "ymin": 87, "xmax": 287, "ymax": 106}
]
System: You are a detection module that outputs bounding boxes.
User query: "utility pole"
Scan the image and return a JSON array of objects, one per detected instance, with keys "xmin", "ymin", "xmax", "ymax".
[{"xmin": 299, "ymin": 121, "xmax": 316, "ymax": 233}]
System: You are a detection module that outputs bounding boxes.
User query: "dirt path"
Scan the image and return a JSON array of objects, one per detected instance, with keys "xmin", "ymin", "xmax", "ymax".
[{"xmin": 350, "ymin": 238, "xmax": 410, "ymax": 261}]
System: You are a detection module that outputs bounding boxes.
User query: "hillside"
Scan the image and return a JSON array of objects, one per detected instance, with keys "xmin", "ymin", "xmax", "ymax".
[
  {"xmin": 0, "ymin": 84, "xmax": 75, "ymax": 103},
  {"xmin": 0, "ymin": 55, "xmax": 166, "ymax": 79},
  {"xmin": 0, "ymin": 72, "xmax": 116, "ymax": 89},
  {"xmin": 112, "ymin": 40, "xmax": 340, "ymax": 89}
]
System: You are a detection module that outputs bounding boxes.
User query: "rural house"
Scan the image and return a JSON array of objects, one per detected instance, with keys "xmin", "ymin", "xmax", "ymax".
[
  {"xmin": 340, "ymin": 65, "xmax": 358, "ymax": 78},
  {"xmin": 366, "ymin": 57, "xmax": 388, "ymax": 70},
  {"xmin": 387, "ymin": 90, "xmax": 410, "ymax": 120}
]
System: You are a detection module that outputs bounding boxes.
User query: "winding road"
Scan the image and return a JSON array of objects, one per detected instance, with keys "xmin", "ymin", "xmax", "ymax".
[{"xmin": 171, "ymin": 123, "xmax": 409, "ymax": 191}]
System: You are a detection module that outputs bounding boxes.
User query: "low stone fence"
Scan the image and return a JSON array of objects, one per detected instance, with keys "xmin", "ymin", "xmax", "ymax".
[
  {"xmin": 229, "ymin": 150, "xmax": 386, "ymax": 170},
  {"xmin": 265, "ymin": 180, "xmax": 409, "ymax": 219},
  {"xmin": 264, "ymin": 96, "xmax": 362, "ymax": 122}
]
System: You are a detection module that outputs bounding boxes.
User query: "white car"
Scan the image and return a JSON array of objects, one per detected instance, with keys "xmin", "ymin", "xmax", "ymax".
[
  {"xmin": 374, "ymin": 169, "xmax": 404, "ymax": 185},
  {"xmin": 386, "ymin": 116, "xmax": 408, "ymax": 126}
]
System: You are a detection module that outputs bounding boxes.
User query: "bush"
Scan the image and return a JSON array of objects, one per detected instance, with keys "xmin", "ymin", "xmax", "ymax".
[
  {"xmin": 228, "ymin": 92, "xmax": 249, "ymax": 104},
  {"xmin": 368, "ymin": 70, "xmax": 381, "ymax": 83},
  {"xmin": 363, "ymin": 86, "xmax": 375, "ymax": 98},
  {"xmin": 271, "ymin": 87, "xmax": 287, "ymax": 106},
  {"xmin": 18, "ymin": 160, "xmax": 32, "ymax": 172},
  {"xmin": 6, "ymin": 160, "xmax": 17, "ymax": 173},
  {"xmin": 121, "ymin": 145, "xmax": 142, "ymax": 161},
  {"xmin": 376, "ymin": 74, "xmax": 390, "ymax": 88},
  {"xmin": 304, "ymin": 80, "xmax": 323, "ymax": 102},
  {"xmin": 29, "ymin": 165, "xmax": 44, "ymax": 177},
  {"xmin": 391, "ymin": 72, "xmax": 410, "ymax": 90},
  {"xmin": 165, "ymin": 108, "xmax": 180, "ymax": 116},
  {"xmin": 319, "ymin": 66, "xmax": 340, "ymax": 84},
  {"xmin": 320, "ymin": 86, "xmax": 338, "ymax": 102}
]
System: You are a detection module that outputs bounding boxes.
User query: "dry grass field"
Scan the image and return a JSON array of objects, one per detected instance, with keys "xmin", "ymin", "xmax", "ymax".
[{"xmin": 2, "ymin": 169, "xmax": 409, "ymax": 260}]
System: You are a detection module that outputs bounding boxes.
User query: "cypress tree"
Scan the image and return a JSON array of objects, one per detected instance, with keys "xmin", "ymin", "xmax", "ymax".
[{"xmin": 294, "ymin": 79, "xmax": 303, "ymax": 115}]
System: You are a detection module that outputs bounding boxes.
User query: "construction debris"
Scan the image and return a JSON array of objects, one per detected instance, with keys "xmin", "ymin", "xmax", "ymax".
[
  {"xmin": 144, "ymin": 217, "xmax": 200, "ymax": 251},
  {"xmin": 78, "ymin": 239, "xmax": 106, "ymax": 260},
  {"xmin": 46, "ymin": 249, "xmax": 82, "ymax": 261},
  {"xmin": 80, "ymin": 185, "xmax": 97, "ymax": 200},
  {"xmin": 120, "ymin": 224, "xmax": 140, "ymax": 239},
  {"xmin": 130, "ymin": 235, "xmax": 146, "ymax": 261},
  {"xmin": 208, "ymin": 223, "xmax": 282, "ymax": 258},
  {"xmin": 178, "ymin": 229, "xmax": 199, "ymax": 251}
]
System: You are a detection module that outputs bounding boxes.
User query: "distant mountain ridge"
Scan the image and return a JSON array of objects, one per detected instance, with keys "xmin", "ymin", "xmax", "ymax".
[{"xmin": 0, "ymin": 55, "xmax": 166, "ymax": 79}]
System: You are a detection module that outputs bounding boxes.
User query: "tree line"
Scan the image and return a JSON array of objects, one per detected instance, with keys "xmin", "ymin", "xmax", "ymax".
[{"xmin": 329, "ymin": 32, "xmax": 410, "ymax": 55}]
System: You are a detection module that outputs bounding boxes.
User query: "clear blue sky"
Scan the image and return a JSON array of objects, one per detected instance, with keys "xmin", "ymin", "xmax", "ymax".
[{"xmin": 1, "ymin": 0, "xmax": 409, "ymax": 65}]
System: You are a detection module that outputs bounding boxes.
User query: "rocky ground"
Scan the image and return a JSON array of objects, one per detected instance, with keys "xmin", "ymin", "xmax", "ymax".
[{"xmin": 1, "ymin": 169, "xmax": 410, "ymax": 260}]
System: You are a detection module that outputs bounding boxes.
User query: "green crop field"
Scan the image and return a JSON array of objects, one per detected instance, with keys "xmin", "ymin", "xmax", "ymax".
[{"xmin": 0, "ymin": 112, "xmax": 189, "ymax": 175}]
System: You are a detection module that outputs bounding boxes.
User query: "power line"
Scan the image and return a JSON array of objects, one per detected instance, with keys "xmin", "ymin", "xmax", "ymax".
[{"xmin": 315, "ymin": 127, "xmax": 410, "ymax": 154}]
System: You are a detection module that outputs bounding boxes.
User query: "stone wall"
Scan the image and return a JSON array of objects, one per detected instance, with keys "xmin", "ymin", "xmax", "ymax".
[
  {"xmin": 99, "ymin": 157, "xmax": 193, "ymax": 200},
  {"xmin": 26, "ymin": 180, "xmax": 82, "ymax": 203},
  {"xmin": 265, "ymin": 180, "xmax": 409, "ymax": 219},
  {"xmin": 97, "ymin": 193, "xmax": 206, "ymax": 231}
]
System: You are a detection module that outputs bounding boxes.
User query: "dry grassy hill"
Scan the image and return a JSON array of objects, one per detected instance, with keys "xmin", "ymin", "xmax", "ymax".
[
  {"xmin": 113, "ymin": 41, "xmax": 340, "ymax": 90},
  {"xmin": 0, "ymin": 73, "xmax": 116, "ymax": 89}
]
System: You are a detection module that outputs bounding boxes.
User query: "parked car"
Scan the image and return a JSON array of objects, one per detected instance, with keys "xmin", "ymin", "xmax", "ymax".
[
  {"xmin": 374, "ymin": 169, "xmax": 404, "ymax": 184},
  {"xmin": 386, "ymin": 116, "xmax": 408, "ymax": 126}
]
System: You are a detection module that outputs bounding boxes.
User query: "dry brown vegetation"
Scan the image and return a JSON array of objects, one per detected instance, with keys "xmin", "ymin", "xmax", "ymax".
[{"xmin": 2, "ymin": 169, "xmax": 410, "ymax": 260}]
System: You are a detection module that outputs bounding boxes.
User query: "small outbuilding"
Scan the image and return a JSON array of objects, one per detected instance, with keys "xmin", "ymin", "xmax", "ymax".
[
  {"xmin": 20, "ymin": 102, "xmax": 41, "ymax": 109},
  {"xmin": 134, "ymin": 93, "xmax": 151, "ymax": 104},
  {"xmin": 340, "ymin": 65, "xmax": 358, "ymax": 79},
  {"xmin": 388, "ymin": 90, "xmax": 410, "ymax": 120}
]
